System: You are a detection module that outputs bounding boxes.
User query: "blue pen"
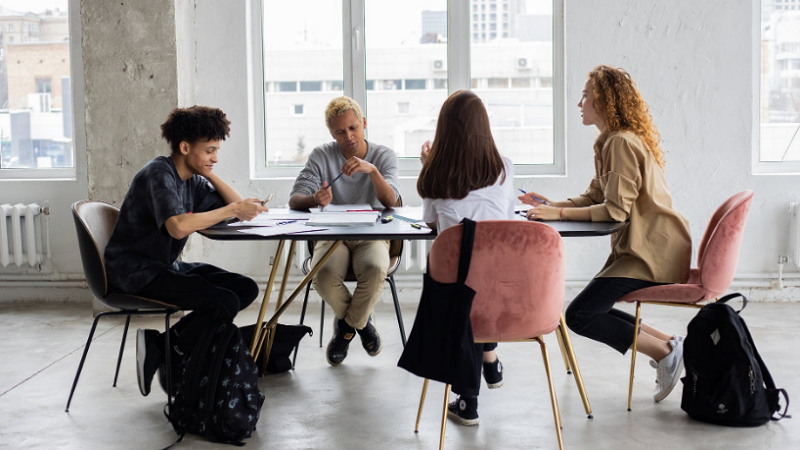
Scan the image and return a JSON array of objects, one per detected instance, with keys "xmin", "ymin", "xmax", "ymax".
[
  {"xmin": 518, "ymin": 189, "xmax": 548, "ymax": 205},
  {"xmin": 325, "ymin": 173, "xmax": 344, "ymax": 188}
]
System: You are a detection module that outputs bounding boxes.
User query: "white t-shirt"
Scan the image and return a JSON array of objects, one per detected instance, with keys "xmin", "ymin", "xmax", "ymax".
[{"xmin": 422, "ymin": 157, "xmax": 516, "ymax": 232}]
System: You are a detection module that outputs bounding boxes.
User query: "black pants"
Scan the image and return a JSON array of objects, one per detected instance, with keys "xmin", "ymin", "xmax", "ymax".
[
  {"xmin": 136, "ymin": 261, "xmax": 259, "ymax": 356},
  {"xmin": 565, "ymin": 277, "xmax": 665, "ymax": 355},
  {"xmin": 452, "ymin": 342, "xmax": 498, "ymax": 398}
]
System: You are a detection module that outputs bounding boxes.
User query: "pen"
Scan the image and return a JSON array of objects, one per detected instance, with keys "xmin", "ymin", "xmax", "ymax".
[
  {"xmin": 261, "ymin": 193, "xmax": 273, "ymax": 206},
  {"xmin": 518, "ymin": 189, "xmax": 548, "ymax": 205},
  {"xmin": 325, "ymin": 173, "xmax": 344, "ymax": 189},
  {"xmin": 381, "ymin": 215, "xmax": 394, "ymax": 223},
  {"xmin": 410, "ymin": 223, "xmax": 424, "ymax": 229}
]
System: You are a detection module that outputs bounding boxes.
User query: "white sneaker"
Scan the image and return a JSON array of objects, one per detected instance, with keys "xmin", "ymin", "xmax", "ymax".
[{"xmin": 653, "ymin": 338, "xmax": 684, "ymax": 402}]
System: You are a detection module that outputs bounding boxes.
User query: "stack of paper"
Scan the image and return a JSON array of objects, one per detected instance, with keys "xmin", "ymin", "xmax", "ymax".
[{"xmin": 305, "ymin": 211, "xmax": 379, "ymax": 227}]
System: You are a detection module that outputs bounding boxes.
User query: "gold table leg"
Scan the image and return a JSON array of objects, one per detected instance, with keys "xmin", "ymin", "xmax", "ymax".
[
  {"xmin": 249, "ymin": 240, "xmax": 285, "ymax": 356},
  {"xmin": 554, "ymin": 326, "xmax": 572, "ymax": 374},
  {"xmin": 439, "ymin": 385, "xmax": 450, "ymax": 450},
  {"xmin": 559, "ymin": 313, "xmax": 593, "ymax": 418},
  {"xmin": 628, "ymin": 301, "xmax": 642, "ymax": 412},
  {"xmin": 415, "ymin": 379, "xmax": 429, "ymax": 433}
]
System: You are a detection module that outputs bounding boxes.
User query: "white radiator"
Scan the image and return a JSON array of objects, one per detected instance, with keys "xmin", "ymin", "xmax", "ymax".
[
  {"xmin": 0, "ymin": 202, "xmax": 50, "ymax": 268},
  {"xmin": 790, "ymin": 202, "xmax": 800, "ymax": 267}
]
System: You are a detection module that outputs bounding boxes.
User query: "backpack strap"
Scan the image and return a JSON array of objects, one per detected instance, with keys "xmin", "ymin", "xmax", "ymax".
[
  {"xmin": 717, "ymin": 292, "xmax": 747, "ymax": 313},
  {"xmin": 456, "ymin": 218, "xmax": 477, "ymax": 286},
  {"xmin": 738, "ymin": 308, "xmax": 792, "ymax": 421}
]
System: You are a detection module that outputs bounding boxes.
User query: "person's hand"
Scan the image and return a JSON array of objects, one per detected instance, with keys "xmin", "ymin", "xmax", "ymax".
[
  {"xmin": 518, "ymin": 191, "xmax": 551, "ymax": 206},
  {"xmin": 314, "ymin": 181, "xmax": 332, "ymax": 207},
  {"xmin": 420, "ymin": 140, "xmax": 431, "ymax": 165},
  {"xmin": 234, "ymin": 198, "xmax": 269, "ymax": 221},
  {"xmin": 526, "ymin": 204, "xmax": 560, "ymax": 221},
  {"xmin": 342, "ymin": 156, "xmax": 376, "ymax": 177}
]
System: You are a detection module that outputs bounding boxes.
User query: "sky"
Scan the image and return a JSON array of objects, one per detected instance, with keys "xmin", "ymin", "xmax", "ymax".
[{"xmin": 0, "ymin": 0, "xmax": 66, "ymax": 14}]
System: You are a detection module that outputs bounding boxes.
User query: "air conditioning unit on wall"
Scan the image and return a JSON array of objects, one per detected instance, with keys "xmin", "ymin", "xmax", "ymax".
[
  {"xmin": 517, "ymin": 57, "xmax": 531, "ymax": 70},
  {"xmin": 432, "ymin": 59, "xmax": 446, "ymax": 72}
]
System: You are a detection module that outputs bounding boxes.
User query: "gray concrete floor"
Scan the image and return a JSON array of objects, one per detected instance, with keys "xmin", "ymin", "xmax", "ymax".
[{"xmin": 0, "ymin": 301, "xmax": 797, "ymax": 449}]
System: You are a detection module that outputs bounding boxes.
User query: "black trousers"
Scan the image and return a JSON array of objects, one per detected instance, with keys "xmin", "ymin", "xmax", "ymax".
[
  {"xmin": 136, "ymin": 261, "xmax": 259, "ymax": 356},
  {"xmin": 565, "ymin": 277, "xmax": 665, "ymax": 355},
  {"xmin": 452, "ymin": 342, "xmax": 498, "ymax": 398}
]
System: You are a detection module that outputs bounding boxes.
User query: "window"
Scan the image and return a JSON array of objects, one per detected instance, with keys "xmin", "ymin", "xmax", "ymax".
[
  {"xmin": 471, "ymin": 0, "xmax": 560, "ymax": 166},
  {"xmin": 1, "ymin": 0, "xmax": 75, "ymax": 176},
  {"xmin": 252, "ymin": 0, "xmax": 565, "ymax": 177},
  {"xmin": 755, "ymin": 1, "xmax": 800, "ymax": 173}
]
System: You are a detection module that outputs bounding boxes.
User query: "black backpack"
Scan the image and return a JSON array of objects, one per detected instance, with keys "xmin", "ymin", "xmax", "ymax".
[
  {"xmin": 166, "ymin": 318, "xmax": 265, "ymax": 446},
  {"xmin": 680, "ymin": 293, "xmax": 790, "ymax": 427}
]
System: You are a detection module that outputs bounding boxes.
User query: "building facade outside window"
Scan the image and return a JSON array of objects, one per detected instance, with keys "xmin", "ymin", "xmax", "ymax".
[
  {"xmin": 0, "ymin": 2, "xmax": 74, "ymax": 173},
  {"xmin": 756, "ymin": 1, "xmax": 800, "ymax": 173}
]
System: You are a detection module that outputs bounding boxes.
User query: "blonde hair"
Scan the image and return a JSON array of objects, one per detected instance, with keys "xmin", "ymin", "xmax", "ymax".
[
  {"xmin": 324, "ymin": 96, "xmax": 364, "ymax": 131},
  {"xmin": 588, "ymin": 65, "xmax": 666, "ymax": 169}
]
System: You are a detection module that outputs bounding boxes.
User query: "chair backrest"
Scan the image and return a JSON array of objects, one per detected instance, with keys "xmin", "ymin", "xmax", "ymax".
[
  {"xmin": 428, "ymin": 220, "xmax": 565, "ymax": 342},
  {"xmin": 72, "ymin": 200, "xmax": 120, "ymax": 300},
  {"xmin": 696, "ymin": 190, "xmax": 754, "ymax": 296}
]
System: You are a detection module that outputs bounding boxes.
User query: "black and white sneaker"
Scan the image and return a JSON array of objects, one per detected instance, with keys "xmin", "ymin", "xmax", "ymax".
[
  {"xmin": 136, "ymin": 329, "xmax": 162, "ymax": 397},
  {"xmin": 447, "ymin": 395, "xmax": 479, "ymax": 426},
  {"xmin": 356, "ymin": 314, "xmax": 382, "ymax": 357},
  {"xmin": 326, "ymin": 318, "xmax": 356, "ymax": 366},
  {"xmin": 483, "ymin": 358, "xmax": 504, "ymax": 389}
]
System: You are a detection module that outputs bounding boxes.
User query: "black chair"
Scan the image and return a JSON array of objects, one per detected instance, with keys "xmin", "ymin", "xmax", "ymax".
[
  {"xmin": 292, "ymin": 206, "xmax": 408, "ymax": 368},
  {"xmin": 66, "ymin": 200, "xmax": 179, "ymax": 412}
]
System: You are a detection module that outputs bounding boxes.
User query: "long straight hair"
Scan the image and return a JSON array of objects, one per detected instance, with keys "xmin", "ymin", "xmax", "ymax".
[{"xmin": 417, "ymin": 90, "xmax": 506, "ymax": 200}]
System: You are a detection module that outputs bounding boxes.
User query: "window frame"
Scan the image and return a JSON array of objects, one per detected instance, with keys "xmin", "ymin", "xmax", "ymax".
[
  {"xmin": 249, "ymin": 0, "xmax": 566, "ymax": 179},
  {"xmin": 0, "ymin": 2, "xmax": 81, "ymax": 181},
  {"xmin": 752, "ymin": 0, "xmax": 800, "ymax": 175}
]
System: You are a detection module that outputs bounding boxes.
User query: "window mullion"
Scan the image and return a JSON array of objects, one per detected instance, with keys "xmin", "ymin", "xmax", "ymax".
[
  {"xmin": 447, "ymin": 0, "xmax": 470, "ymax": 93},
  {"xmin": 343, "ymin": 0, "xmax": 366, "ymax": 110}
]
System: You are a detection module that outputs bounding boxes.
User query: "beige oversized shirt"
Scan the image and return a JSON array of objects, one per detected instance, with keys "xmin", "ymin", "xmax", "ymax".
[{"xmin": 568, "ymin": 131, "xmax": 691, "ymax": 283}]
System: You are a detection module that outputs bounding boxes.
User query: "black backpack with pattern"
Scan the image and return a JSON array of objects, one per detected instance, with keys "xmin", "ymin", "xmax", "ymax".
[
  {"xmin": 166, "ymin": 318, "xmax": 265, "ymax": 446},
  {"xmin": 680, "ymin": 293, "xmax": 790, "ymax": 427}
]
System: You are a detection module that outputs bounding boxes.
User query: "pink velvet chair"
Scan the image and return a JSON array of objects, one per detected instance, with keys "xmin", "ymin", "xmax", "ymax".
[
  {"xmin": 619, "ymin": 190, "xmax": 754, "ymax": 410},
  {"xmin": 413, "ymin": 220, "xmax": 567, "ymax": 450}
]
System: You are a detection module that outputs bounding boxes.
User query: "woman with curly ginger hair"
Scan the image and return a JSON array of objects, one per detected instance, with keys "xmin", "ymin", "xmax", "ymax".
[{"xmin": 519, "ymin": 66, "xmax": 692, "ymax": 402}]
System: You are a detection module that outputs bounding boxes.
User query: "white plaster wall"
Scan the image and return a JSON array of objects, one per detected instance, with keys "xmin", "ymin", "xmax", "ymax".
[{"xmin": 187, "ymin": 0, "xmax": 799, "ymax": 295}]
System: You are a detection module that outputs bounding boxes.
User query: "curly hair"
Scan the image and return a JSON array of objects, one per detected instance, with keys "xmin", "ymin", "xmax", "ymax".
[
  {"xmin": 588, "ymin": 65, "xmax": 665, "ymax": 169},
  {"xmin": 324, "ymin": 96, "xmax": 363, "ymax": 131},
  {"xmin": 161, "ymin": 106, "xmax": 231, "ymax": 154}
]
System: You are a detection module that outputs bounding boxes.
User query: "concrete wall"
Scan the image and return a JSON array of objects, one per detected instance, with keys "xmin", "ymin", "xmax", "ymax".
[{"xmin": 3, "ymin": 0, "xmax": 800, "ymax": 302}]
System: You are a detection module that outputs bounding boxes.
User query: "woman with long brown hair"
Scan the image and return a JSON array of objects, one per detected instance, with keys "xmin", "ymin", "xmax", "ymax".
[
  {"xmin": 418, "ymin": 90, "xmax": 516, "ymax": 426},
  {"xmin": 520, "ymin": 65, "xmax": 692, "ymax": 402}
]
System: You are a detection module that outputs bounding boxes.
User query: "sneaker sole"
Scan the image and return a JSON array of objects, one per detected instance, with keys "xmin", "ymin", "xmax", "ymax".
[
  {"xmin": 486, "ymin": 380, "xmax": 504, "ymax": 389},
  {"xmin": 447, "ymin": 410, "xmax": 479, "ymax": 426},
  {"xmin": 653, "ymin": 357, "xmax": 684, "ymax": 402},
  {"xmin": 135, "ymin": 330, "xmax": 149, "ymax": 397}
]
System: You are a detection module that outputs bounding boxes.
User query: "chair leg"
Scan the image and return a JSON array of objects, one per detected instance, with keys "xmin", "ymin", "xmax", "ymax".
[
  {"xmin": 387, "ymin": 275, "xmax": 407, "ymax": 346},
  {"xmin": 415, "ymin": 378, "xmax": 429, "ymax": 432},
  {"xmin": 537, "ymin": 336, "xmax": 564, "ymax": 450},
  {"xmin": 65, "ymin": 312, "xmax": 107, "ymax": 412},
  {"xmin": 628, "ymin": 301, "xmax": 642, "ymax": 412},
  {"xmin": 112, "ymin": 315, "xmax": 132, "ymax": 387},
  {"xmin": 292, "ymin": 282, "xmax": 313, "ymax": 369},
  {"xmin": 164, "ymin": 312, "xmax": 174, "ymax": 409},
  {"xmin": 559, "ymin": 315, "xmax": 593, "ymax": 418},
  {"xmin": 439, "ymin": 384, "xmax": 450, "ymax": 450},
  {"xmin": 319, "ymin": 299, "xmax": 325, "ymax": 348},
  {"xmin": 554, "ymin": 326, "xmax": 572, "ymax": 374}
]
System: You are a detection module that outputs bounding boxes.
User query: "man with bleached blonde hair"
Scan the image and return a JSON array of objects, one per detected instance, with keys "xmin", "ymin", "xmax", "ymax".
[{"xmin": 289, "ymin": 96, "xmax": 399, "ymax": 366}]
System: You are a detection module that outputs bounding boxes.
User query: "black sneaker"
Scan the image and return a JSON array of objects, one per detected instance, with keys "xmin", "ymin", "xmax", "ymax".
[
  {"xmin": 356, "ymin": 314, "xmax": 382, "ymax": 357},
  {"xmin": 326, "ymin": 318, "xmax": 355, "ymax": 366},
  {"xmin": 136, "ymin": 329, "xmax": 163, "ymax": 397},
  {"xmin": 483, "ymin": 358, "xmax": 504, "ymax": 389},
  {"xmin": 447, "ymin": 395, "xmax": 479, "ymax": 426}
]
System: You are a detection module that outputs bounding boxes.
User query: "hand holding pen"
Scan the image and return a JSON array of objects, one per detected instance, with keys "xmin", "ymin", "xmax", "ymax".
[
  {"xmin": 313, "ymin": 180, "xmax": 334, "ymax": 207},
  {"xmin": 517, "ymin": 189, "xmax": 550, "ymax": 206}
]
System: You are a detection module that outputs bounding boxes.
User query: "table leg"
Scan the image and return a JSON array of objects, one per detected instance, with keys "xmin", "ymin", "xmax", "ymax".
[
  {"xmin": 249, "ymin": 240, "xmax": 286, "ymax": 356},
  {"xmin": 559, "ymin": 313, "xmax": 593, "ymax": 418},
  {"xmin": 262, "ymin": 240, "xmax": 342, "ymax": 363}
]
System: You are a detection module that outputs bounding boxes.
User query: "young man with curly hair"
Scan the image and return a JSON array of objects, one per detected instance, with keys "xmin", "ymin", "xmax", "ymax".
[
  {"xmin": 104, "ymin": 106, "xmax": 269, "ymax": 396},
  {"xmin": 289, "ymin": 96, "xmax": 399, "ymax": 366}
]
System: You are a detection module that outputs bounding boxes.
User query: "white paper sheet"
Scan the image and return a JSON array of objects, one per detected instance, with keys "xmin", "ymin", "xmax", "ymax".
[
  {"xmin": 306, "ymin": 211, "xmax": 380, "ymax": 227},
  {"xmin": 237, "ymin": 223, "xmax": 327, "ymax": 237},
  {"xmin": 319, "ymin": 204, "xmax": 375, "ymax": 212}
]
